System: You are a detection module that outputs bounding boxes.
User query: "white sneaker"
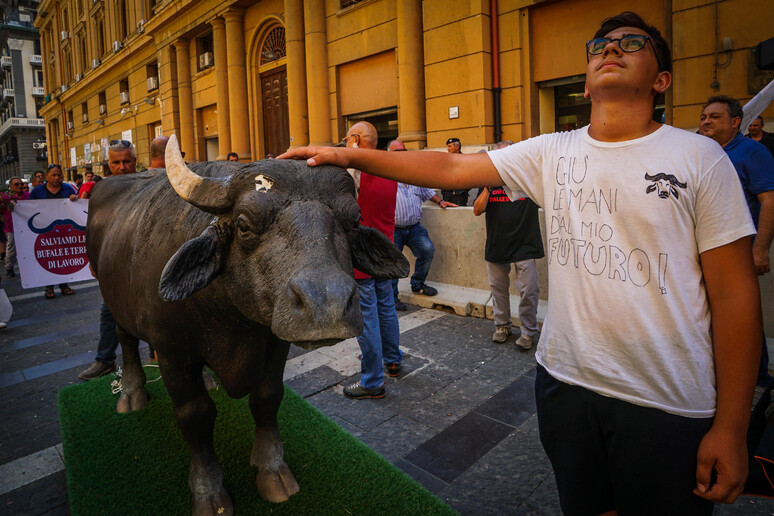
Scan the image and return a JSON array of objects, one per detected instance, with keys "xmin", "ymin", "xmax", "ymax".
[
  {"xmin": 492, "ymin": 326, "xmax": 511, "ymax": 343},
  {"xmin": 516, "ymin": 334, "xmax": 533, "ymax": 350},
  {"xmin": 0, "ymin": 321, "xmax": 6, "ymax": 329}
]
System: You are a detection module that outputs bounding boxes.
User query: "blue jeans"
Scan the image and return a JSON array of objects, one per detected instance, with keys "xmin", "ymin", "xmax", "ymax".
[
  {"xmin": 96, "ymin": 302, "xmax": 119, "ymax": 364},
  {"xmin": 356, "ymin": 278, "xmax": 402, "ymax": 390},
  {"xmin": 393, "ymin": 222, "xmax": 434, "ymax": 300}
]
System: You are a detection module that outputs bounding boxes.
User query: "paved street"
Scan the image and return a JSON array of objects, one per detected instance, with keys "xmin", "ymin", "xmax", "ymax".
[{"xmin": 1, "ymin": 273, "xmax": 774, "ymax": 515}]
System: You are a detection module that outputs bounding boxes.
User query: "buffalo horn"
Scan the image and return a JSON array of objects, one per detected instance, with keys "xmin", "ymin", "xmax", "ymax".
[{"xmin": 165, "ymin": 134, "xmax": 232, "ymax": 213}]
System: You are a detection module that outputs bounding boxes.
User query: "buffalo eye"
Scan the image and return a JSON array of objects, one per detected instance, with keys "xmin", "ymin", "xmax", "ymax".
[{"xmin": 236, "ymin": 214, "xmax": 253, "ymax": 235}]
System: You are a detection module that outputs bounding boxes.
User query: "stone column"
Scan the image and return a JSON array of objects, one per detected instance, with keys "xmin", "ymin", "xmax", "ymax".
[
  {"xmin": 174, "ymin": 39, "xmax": 195, "ymax": 159},
  {"xmin": 397, "ymin": 0, "xmax": 426, "ymax": 149},
  {"xmin": 284, "ymin": 0, "xmax": 309, "ymax": 148},
  {"xmin": 210, "ymin": 16, "xmax": 231, "ymax": 159},
  {"xmin": 223, "ymin": 9, "xmax": 251, "ymax": 160},
  {"xmin": 303, "ymin": 0, "xmax": 332, "ymax": 146}
]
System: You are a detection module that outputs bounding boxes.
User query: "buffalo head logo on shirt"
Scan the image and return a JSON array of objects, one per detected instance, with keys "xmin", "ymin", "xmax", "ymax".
[{"xmin": 644, "ymin": 172, "xmax": 687, "ymax": 200}]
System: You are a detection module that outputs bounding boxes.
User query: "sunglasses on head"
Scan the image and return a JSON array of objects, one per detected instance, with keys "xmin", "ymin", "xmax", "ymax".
[
  {"xmin": 110, "ymin": 139, "xmax": 133, "ymax": 148},
  {"xmin": 47, "ymin": 163, "xmax": 61, "ymax": 169}
]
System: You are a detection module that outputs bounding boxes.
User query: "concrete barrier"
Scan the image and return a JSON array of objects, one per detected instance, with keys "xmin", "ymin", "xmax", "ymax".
[{"xmin": 397, "ymin": 203, "xmax": 774, "ymax": 336}]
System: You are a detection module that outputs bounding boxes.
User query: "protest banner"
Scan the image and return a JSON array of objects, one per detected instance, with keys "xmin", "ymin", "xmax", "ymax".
[{"xmin": 11, "ymin": 199, "xmax": 92, "ymax": 289}]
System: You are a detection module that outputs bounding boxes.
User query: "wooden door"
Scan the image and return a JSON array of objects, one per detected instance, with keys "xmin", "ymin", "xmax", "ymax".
[{"xmin": 261, "ymin": 67, "xmax": 290, "ymax": 157}]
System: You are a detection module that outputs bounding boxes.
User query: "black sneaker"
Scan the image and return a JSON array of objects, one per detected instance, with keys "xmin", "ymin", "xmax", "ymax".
[
  {"xmin": 385, "ymin": 363, "xmax": 402, "ymax": 378},
  {"xmin": 78, "ymin": 361, "xmax": 116, "ymax": 381},
  {"xmin": 343, "ymin": 382, "xmax": 385, "ymax": 399},
  {"xmin": 411, "ymin": 283, "xmax": 438, "ymax": 296},
  {"xmin": 6, "ymin": 268, "xmax": 14, "ymax": 278},
  {"xmin": 394, "ymin": 300, "xmax": 408, "ymax": 311}
]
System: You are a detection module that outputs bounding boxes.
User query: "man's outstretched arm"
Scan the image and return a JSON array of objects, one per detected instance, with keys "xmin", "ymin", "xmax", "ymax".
[
  {"xmin": 694, "ymin": 236, "xmax": 761, "ymax": 503},
  {"xmin": 279, "ymin": 146, "xmax": 502, "ymax": 190}
]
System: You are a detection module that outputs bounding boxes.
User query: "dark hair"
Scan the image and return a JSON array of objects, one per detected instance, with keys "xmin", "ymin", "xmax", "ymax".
[
  {"xmin": 703, "ymin": 95, "xmax": 744, "ymax": 121},
  {"xmin": 93, "ymin": 175, "xmax": 103, "ymax": 182},
  {"xmin": 74, "ymin": 173, "xmax": 83, "ymax": 181},
  {"xmin": 594, "ymin": 11, "xmax": 671, "ymax": 73},
  {"xmin": 226, "ymin": 152, "xmax": 239, "ymax": 160},
  {"xmin": 756, "ymin": 115, "xmax": 764, "ymax": 123},
  {"xmin": 46, "ymin": 164, "xmax": 62, "ymax": 174}
]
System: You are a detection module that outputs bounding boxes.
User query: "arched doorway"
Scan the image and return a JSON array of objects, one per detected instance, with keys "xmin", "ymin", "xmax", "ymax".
[{"xmin": 258, "ymin": 25, "xmax": 289, "ymax": 157}]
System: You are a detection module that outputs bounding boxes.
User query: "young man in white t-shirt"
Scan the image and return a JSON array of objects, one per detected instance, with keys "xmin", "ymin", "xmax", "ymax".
[{"xmin": 281, "ymin": 11, "xmax": 760, "ymax": 514}]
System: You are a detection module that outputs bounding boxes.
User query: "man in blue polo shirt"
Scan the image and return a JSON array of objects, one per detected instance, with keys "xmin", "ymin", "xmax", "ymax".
[
  {"xmin": 700, "ymin": 95, "xmax": 774, "ymax": 385},
  {"xmin": 29, "ymin": 164, "xmax": 79, "ymax": 299}
]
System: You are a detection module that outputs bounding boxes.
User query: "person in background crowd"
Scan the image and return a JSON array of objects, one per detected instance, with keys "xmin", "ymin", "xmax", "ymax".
[
  {"xmin": 73, "ymin": 173, "xmax": 84, "ymax": 191},
  {"xmin": 226, "ymin": 152, "xmax": 239, "ymax": 162},
  {"xmin": 342, "ymin": 122, "xmax": 402, "ymax": 399},
  {"xmin": 388, "ymin": 139, "xmax": 456, "ymax": 310},
  {"xmin": 281, "ymin": 11, "xmax": 761, "ymax": 512},
  {"xmin": 0, "ymin": 177, "xmax": 30, "ymax": 277},
  {"xmin": 29, "ymin": 171, "xmax": 45, "ymax": 189},
  {"xmin": 473, "ymin": 141, "xmax": 544, "ymax": 349},
  {"xmin": 29, "ymin": 164, "xmax": 78, "ymax": 298},
  {"xmin": 699, "ymin": 95, "xmax": 774, "ymax": 387},
  {"xmin": 84, "ymin": 170, "xmax": 94, "ymax": 183},
  {"xmin": 441, "ymin": 137, "xmax": 470, "ymax": 205},
  {"xmin": 78, "ymin": 140, "xmax": 140, "ymax": 380},
  {"xmin": 265, "ymin": 153, "xmax": 276, "ymax": 159},
  {"xmin": 746, "ymin": 115, "xmax": 774, "ymax": 157}
]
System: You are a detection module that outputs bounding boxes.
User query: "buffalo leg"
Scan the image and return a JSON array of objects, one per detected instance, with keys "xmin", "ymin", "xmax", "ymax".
[
  {"xmin": 115, "ymin": 325, "xmax": 148, "ymax": 413},
  {"xmin": 249, "ymin": 339, "xmax": 299, "ymax": 503},
  {"xmin": 159, "ymin": 353, "xmax": 233, "ymax": 516}
]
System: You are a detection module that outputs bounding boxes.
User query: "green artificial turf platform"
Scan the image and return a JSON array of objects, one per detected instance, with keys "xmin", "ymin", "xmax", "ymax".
[{"xmin": 58, "ymin": 368, "xmax": 457, "ymax": 515}]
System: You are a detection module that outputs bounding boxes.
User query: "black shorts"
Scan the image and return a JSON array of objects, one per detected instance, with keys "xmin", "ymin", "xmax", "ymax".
[{"xmin": 535, "ymin": 365, "xmax": 714, "ymax": 516}]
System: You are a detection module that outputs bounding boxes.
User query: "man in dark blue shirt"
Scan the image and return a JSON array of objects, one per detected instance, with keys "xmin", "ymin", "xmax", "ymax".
[
  {"xmin": 29, "ymin": 164, "xmax": 79, "ymax": 298},
  {"xmin": 700, "ymin": 95, "xmax": 774, "ymax": 385}
]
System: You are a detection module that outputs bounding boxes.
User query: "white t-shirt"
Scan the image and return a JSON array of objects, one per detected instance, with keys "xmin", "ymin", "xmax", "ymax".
[{"xmin": 488, "ymin": 125, "xmax": 755, "ymax": 418}]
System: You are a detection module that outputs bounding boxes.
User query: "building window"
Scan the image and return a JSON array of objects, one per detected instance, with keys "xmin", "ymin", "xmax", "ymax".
[
  {"xmin": 119, "ymin": 78, "xmax": 129, "ymax": 104},
  {"xmin": 260, "ymin": 26, "xmax": 286, "ymax": 65},
  {"xmin": 79, "ymin": 35, "xmax": 88, "ymax": 75},
  {"xmin": 98, "ymin": 91, "xmax": 107, "ymax": 116},
  {"xmin": 81, "ymin": 102, "xmax": 88, "ymax": 124},
  {"xmin": 117, "ymin": 0, "xmax": 128, "ymax": 40},
  {"xmin": 96, "ymin": 18, "xmax": 105, "ymax": 57},
  {"xmin": 341, "ymin": 0, "xmax": 363, "ymax": 8},
  {"xmin": 196, "ymin": 32, "xmax": 214, "ymax": 71}
]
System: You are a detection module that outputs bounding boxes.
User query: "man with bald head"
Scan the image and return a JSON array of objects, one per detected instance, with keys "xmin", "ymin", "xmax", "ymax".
[
  {"xmin": 149, "ymin": 135, "xmax": 170, "ymax": 168},
  {"xmin": 388, "ymin": 139, "xmax": 454, "ymax": 310},
  {"xmin": 343, "ymin": 121, "xmax": 403, "ymax": 399}
]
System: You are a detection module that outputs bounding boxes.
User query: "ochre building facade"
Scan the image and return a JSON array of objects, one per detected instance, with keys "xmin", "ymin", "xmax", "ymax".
[{"xmin": 34, "ymin": 0, "xmax": 774, "ymax": 175}]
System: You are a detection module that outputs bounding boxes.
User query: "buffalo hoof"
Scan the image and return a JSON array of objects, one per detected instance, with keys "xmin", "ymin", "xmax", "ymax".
[
  {"xmin": 255, "ymin": 462, "xmax": 300, "ymax": 503},
  {"xmin": 202, "ymin": 368, "xmax": 218, "ymax": 391},
  {"xmin": 192, "ymin": 488, "xmax": 233, "ymax": 516},
  {"xmin": 116, "ymin": 387, "xmax": 149, "ymax": 413}
]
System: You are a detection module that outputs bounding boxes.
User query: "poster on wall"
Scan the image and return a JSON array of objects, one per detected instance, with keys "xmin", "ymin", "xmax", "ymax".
[
  {"xmin": 12, "ymin": 199, "xmax": 92, "ymax": 289},
  {"xmin": 122, "ymin": 129, "xmax": 133, "ymax": 144},
  {"xmin": 84, "ymin": 143, "xmax": 91, "ymax": 163},
  {"xmin": 101, "ymin": 137, "xmax": 109, "ymax": 161},
  {"xmin": 70, "ymin": 147, "xmax": 76, "ymax": 168}
]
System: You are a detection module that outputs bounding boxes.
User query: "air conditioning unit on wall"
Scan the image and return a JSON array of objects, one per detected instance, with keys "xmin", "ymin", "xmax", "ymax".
[
  {"xmin": 66, "ymin": 121, "xmax": 74, "ymax": 130},
  {"xmin": 99, "ymin": 104, "xmax": 107, "ymax": 115},
  {"xmin": 92, "ymin": 58, "xmax": 100, "ymax": 69},
  {"xmin": 120, "ymin": 91, "xmax": 130, "ymax": 104},
  {"xmin": 112, "ymin": 41, "xmax": 123, "ymax": 53},
  {"xmin": 60, "ymin": 31, "xmax": 68, "ymax": 41},
  {"xmin": 198, "ymin": 52, "xmax": 213, "ymax": 69},
  {"xmin": 146, "ymin": 76, "xmax": 158, "ymax": 91}
]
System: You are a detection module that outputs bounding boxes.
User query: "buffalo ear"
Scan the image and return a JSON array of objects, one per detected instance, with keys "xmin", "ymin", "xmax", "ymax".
[
  {"xmin": 351, "ymin": 226, "xmax": 410, "ymax": 279},
  {"xmin": 159, "ymin": 224, "xmax": 228, "ymax": 301}
]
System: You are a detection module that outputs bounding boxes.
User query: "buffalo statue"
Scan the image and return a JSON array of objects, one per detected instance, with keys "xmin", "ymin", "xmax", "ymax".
[{"xmin": 86, "ymin": 134, "xmax": 409, "ymax": 515}]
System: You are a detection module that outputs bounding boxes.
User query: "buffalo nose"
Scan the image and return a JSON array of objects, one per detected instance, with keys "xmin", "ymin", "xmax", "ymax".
[{"xmin": 283, "ymin": 272, "xmax": 361, "ymax": 337}]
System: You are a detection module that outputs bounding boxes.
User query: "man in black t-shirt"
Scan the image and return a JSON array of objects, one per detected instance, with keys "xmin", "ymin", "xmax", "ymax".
[{"xmin": 473, "ymin": 141, "xmax": 544, "ymax": 349}]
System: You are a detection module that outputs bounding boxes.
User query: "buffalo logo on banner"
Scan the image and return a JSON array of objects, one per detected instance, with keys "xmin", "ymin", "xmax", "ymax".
[{"xmin": 27, "ymin": 212, "xmax": 88, "ymax": 275}]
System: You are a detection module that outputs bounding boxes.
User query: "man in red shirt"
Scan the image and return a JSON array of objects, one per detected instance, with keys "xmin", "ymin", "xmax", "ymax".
[{"xmin": 342, "ymin": 122, "xmax": 403, "ymax": 399}]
